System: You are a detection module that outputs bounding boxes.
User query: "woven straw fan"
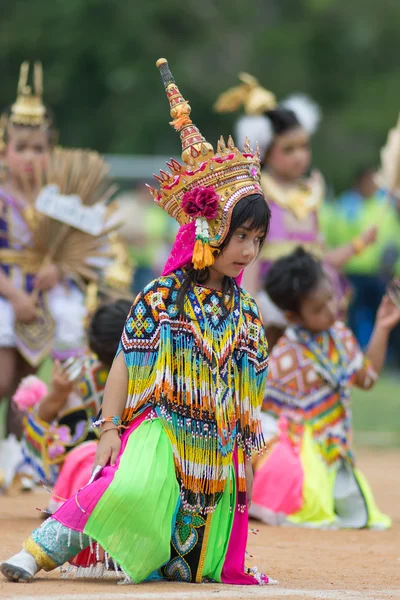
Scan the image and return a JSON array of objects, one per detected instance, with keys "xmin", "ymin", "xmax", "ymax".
[{"xmin": 19, "ymin": 146, "xmax": 120, "ymax": 289}]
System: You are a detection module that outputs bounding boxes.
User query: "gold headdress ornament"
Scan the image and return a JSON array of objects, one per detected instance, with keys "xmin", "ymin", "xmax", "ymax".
[
  {"xmin": 214, "ymin": 73, "xmax": 277, "ymax": 116},
  {"xmin": 148, "ymin": 58, "xmax": 263, "ymax": 270},
  {"xmin": 214, "ymin": 74, "xmax": 321, "ymax": 157},
  {"xmin": 10, "ymin": 61, "xmax": 47, "ymax": 127}
]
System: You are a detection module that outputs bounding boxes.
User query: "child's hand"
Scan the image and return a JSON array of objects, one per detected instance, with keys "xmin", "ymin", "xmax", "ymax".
[
  {"xmin": 37, "ymin": 361, "xmax": 74, "ymax": 422},
  {"xmin": 361, "ymin": 226, "xmax": 378, "ymax": 247},
  {"xmin": 34, "ymin": 263, "xmax": 60, "ymax": 292},
  {"xmin": 50, "ymin": 361, "xmax": 75, "ymax": 402},
  {"xmin": 94, "ymin": 428, "xmax": 121, "ymax": 468},
  {"xmin": 375, "ymin": 295, "xmax": 400, "ymax": 332},
  {"xmin": 11, "ymin": 290, "xmax": 37, "ymax": 323}
]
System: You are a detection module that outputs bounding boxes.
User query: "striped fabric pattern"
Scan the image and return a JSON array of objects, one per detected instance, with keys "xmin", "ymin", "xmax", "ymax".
[{"xmin": 263, "ymin": 322, "xmax": 376, "ymax": 468}]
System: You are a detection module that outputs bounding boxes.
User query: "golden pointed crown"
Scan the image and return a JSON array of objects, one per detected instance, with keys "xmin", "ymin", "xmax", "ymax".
[
  {"xmin": 148, "ymin": 59, "xmax": 263, "ymax": 251},
  {"xmin": 10, "ymin": 61, "xmax": 47, "ymax": 126}
]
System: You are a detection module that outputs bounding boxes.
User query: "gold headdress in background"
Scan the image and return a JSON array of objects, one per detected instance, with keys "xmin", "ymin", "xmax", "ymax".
[
  {"xmin": 215, "ymin": 73, "xmax": 321, "ymax": 156},
  {"xmin": 147, "ymin": 58, "xmax": 263, "ymax": 270},
  {"xmin": 10, "ymin": 61, "xmax": 47, "ymax": 127},
  {"xmin": 214, "ymin": 73, "xmax": 277, "ymax": 115},
  {"xmin": 0, "ymin": 61, "xmax": 51, "ymax": 154}
]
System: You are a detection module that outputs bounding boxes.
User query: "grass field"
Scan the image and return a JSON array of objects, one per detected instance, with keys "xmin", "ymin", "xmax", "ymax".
[{"xmin": 352, "ymin": 373, "xmax": 400, "ymax": 446}]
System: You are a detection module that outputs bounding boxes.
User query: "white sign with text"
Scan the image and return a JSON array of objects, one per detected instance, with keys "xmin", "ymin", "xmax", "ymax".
[{"xmin": 35, "ymin": 184, "xmax": 106, "ymax": 236}]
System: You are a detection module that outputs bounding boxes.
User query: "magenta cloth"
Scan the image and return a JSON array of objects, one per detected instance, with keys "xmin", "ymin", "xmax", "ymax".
[
  {"xmin": 52, "ymin": 408, "xmax": 151, "ymax": 533},
  {"xmin": 252, "ymin": 417, "xmax": 303, "ymax": 516},
  {"xmin": 221, "ymin": 449, "xmax": 268, "ymax": 585},
  {"xmin": 53, "ymin": 411, "xmax": 266, "ymax": 583},
  {"xmin": 162, "ymin": 221, "xmax": 244, "ymax": 285},
  {"xmin": 51, "ymin": 441, "xmax": 98, "ymax": 509},
  {"xmin": 162, "ymin": 222, "xmax": 196, "ymax": 276}
]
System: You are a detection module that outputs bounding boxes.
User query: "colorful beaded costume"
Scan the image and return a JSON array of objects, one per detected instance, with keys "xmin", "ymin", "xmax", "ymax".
[
  {"xmin": 250, "ymin": 322, "xmax": 391, "ymax": 529},
  {"xmin": 19, "ymin": 59, "xmax": 273, "ymax": 586}
]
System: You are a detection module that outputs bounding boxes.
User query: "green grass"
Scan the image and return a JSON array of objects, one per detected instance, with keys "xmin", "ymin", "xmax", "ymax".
[{"xmin": 352, "ymin": 374, "xmax": 400, "ymax": 447}]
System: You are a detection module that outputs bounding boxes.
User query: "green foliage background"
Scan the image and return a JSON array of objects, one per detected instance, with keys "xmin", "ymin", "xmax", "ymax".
[{"xmin": 1, "ymin": 0, "xmax": 399, "ymax": 190}]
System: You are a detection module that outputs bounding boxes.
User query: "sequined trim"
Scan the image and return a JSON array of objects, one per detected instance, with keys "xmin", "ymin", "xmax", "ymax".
[{"xmin": 23, "ymin": 537, "xmax": 57, "ymax": 572}]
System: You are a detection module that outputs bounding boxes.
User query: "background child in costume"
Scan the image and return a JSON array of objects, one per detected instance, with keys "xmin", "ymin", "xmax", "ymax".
[
  {"xmin": 0, "ymin": 58, "xmax": 274, "ymax": 588},
  {"xmin": 0, "ymin": 63, "xmax": 86, "ymax": 440},
  {"xmin": 12, "ymin": 299, "xmax": 131, "ymax": 512},
  {"xmin": 250, "ymin": 248, "xmax": 400, "ymax": 529},
  {"xmin": 215, "ymin": 75, "xmax": 377, "ymax": 348}
]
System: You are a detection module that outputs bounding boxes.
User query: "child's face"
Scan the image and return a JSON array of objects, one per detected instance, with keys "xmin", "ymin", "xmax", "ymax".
[
  {"xmin": 289, "ymin": 277, "xmax": 337, "ymax": 333},
  {"xmin": 5, "ymin": 126, "xmax": 50, "ymax": 182},
  {"xmin": 210, "ymin": 220, "xmax": 265, "ymax": 280},
  {"xmin": 266, "ymin": 127, "xmax": 311, "ymax": 181}
]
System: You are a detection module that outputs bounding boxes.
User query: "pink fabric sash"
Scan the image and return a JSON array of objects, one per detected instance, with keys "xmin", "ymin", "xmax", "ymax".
[
  {"xmin": 252, "ymin": 416, "xmax": 304, "ymax": 516},
  {"xmin": 221, "ymin": 449, "xmax": 268, "ymax": 585},
  {"xmin": 162, "ymin": 222, "xmax": 196, "ymax": 276},
  {"xmin": 50, "ymin": 441, "xmax": 98, "ymax": 511},
  {"xmin": 52, "ymin": 408, "xmax": 152, "ymax": 533}
]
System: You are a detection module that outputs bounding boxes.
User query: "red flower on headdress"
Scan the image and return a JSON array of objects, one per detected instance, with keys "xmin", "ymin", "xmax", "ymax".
[{"xmin": 181, "ymin": 186, "xmax": 219, "ymax": 220}]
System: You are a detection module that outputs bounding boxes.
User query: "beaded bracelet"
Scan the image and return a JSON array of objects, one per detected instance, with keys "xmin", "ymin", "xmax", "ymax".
[
  {"xmin": 351, "ymin": 236, "xmax": 365, "ymax": 255},
  {"xmin": 93, "ymin": 415, "xmax": 123, "ymax": 429}
]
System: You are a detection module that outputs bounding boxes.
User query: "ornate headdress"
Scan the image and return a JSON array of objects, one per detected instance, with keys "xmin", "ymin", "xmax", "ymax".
[
  {"xmin": 147, "ymin": 59, "xmax": 263, "ymax": 271},
  {"xmin": 0, "ymin": 62, "xmax": 50, "ymax": 153},
  {"xmin": 215, "ymin": 73, "xmax": 320, "ymax": 157},
  {"xmin": 10, "ymin": 61, "xmax": 47, "ymax": 127}
]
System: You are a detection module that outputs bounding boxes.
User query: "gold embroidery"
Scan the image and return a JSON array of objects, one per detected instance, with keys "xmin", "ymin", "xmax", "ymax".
[
  {"xmin": 261, "ymin": 171, "xmax": 324, "ymax": 221},
  {"xmin": 23, "ymin": 537, "xmax": 57, "ymax": 572},
  {"xmin": 195, "ymin": 513, "xmax": 212, "ymax": 583}
]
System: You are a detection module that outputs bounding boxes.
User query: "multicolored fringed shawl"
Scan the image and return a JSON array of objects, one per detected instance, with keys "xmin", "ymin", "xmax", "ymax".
[
  {"xmin": 119, "ymin": 270, "xmax": 268, "ymax": 512},
  {"xmin": 263, "ymin": 322, "xmax": 376, "ymax": 468}
]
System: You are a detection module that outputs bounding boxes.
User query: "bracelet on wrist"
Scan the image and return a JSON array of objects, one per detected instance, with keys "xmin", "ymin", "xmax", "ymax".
[
  {"xmin": 93, "ymin": 415, "xmax": 125, "ymax": 432},
  {"xmin": 100, "ymin": 427, "xmax": 120, "ymax": 438},
  {"xmin": 351, "ymin": 236, "xmax": 365, "ymax": 255}
]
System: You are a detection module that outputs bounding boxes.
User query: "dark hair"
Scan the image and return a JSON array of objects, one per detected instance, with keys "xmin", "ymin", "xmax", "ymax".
[
  {"xmin": 265, "ymin": 108, "xmax": 300, "ymax": 137},
  {"xmin": 87, "ymin": 299, "xmax": 132, "ymax": 368},
  {"xmin": 2, "ymin": 103, "xmax": 58, "ymax": 147},
  {"xmin": 177, "ymin": 193, "xmax": 271, "ymax": 316},
  {"xmin": 265, "ymin": 247, "xmax": 325, "ymax": 314},
  {"xmin": 353, "ymin": 164, "xmax": 376, "ymax": 186}
]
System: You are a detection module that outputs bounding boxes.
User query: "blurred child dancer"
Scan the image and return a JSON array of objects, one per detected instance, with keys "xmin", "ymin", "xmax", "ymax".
[
  {"xmin": 250, "ymin": 248, "xmax": 400, "ymax": 529},
  {"xmin": 0, "ymin": 62, "xmax": 86, "ymax": 438},
  {"xmin": 13, "ymin": 299, "xmax": 131, "ymax": 511},
  {"xmin": 1, "ymin": 58, "xmax": 274, "ymax": 586},
  {"xmin": 215, "ymin": 75, "xmax": 376, "ymax": 346}
]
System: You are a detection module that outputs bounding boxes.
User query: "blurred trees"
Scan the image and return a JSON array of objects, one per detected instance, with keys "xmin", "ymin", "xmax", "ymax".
[{"xmin": 0, "ymin": 0, "xmax": 399, "ymax": 190}]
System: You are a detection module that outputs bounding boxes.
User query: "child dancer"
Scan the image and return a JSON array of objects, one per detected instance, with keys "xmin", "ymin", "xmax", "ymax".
[
  {"xmin": 14, "ymin": 299, "xmax": 131, "ymax": 511},
  {"xmin": 0, "ymin": 62, "xmax": 86, "ymax": 437},
  {"xmin": 0, "ymin": 58, "xmax": 274, "ymax": 586},
  {"xmin": 250, "ymin": 248, "xmax": 400, "ymax": 529},
  {"xmin": 215, "ymin": 75, "xmax": 376, "ymax": 346}
]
